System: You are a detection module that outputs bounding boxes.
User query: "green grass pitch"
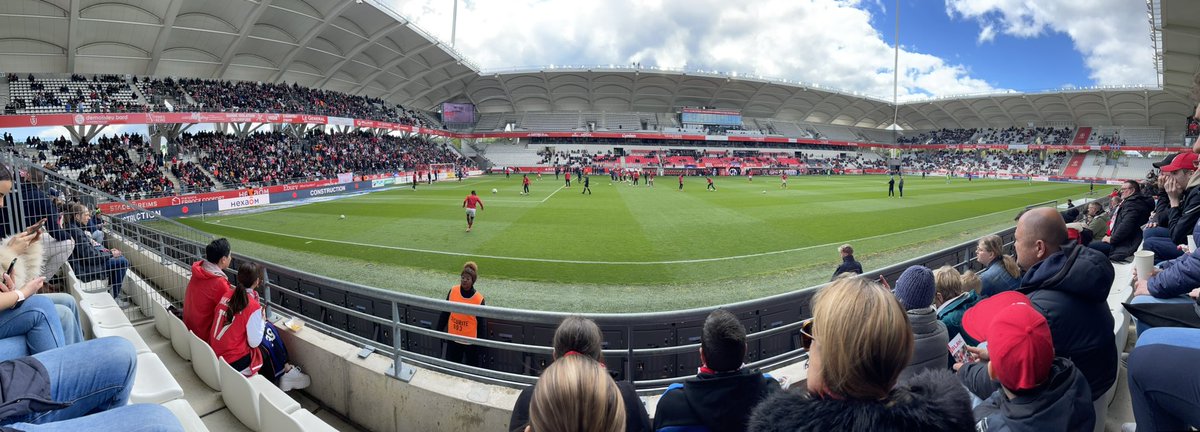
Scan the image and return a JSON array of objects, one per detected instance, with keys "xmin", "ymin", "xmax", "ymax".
[{"xmin": 175, "ymin": 174, "xmax": 1091, "ymax": 312}]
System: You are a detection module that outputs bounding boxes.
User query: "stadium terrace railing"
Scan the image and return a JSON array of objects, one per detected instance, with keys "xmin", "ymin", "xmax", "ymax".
[{"xmin": 16, "ymin": 154, "xmax": 1028, "ymax": 392}]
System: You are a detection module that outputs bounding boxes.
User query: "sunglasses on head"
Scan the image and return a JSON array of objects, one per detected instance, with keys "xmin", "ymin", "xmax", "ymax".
[{"xmin": 799, "ymin": 318, "xmax": 815, "ymax": 350}]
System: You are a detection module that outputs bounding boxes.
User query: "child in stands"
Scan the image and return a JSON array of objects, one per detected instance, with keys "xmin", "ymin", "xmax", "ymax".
[
  {"xmin": 210, "ymin": 262, "xmax": 310, "ymax": 391},
  {"xmin": 963, "ymin": 291, "xmax": 1095, "ymax": 431}
]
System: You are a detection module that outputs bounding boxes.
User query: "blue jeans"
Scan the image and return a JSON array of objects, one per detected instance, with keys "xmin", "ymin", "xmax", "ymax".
[
  {"xmin": 0, "ymin": 337, "xmax": 180, "ymax": 431},
  {"xmin": 1144, "ymin": 227, "xmax": 1170, "ymax": 239},
  {"xmin": 8, "ymin": 404, "xmax": 182, "ymax": 432},
  {"xmin": 1143, "ymin": 236, "xmax": 1184, "ymax": 263},
  {"xmin": 104, "ymin": 257, "xmax": 130, "ymax": 299},
  {"xmin": 0, "ymin": 296, "xmax": 64, "ymax": 360},
  {"xmin": 1128, "ymin": 328, "xmax": 1200, "ymax": 430},
  {"xmin": 42, "ymin": 294, "xmax": 82, "ymax": 346},
  {"xmin": 1130, "ymin": 294, "xmax": 1195, "ymax": 335},
  {"xmin": 1088, "ymin": 241, "xmax": 1113, "ymax": 256}
]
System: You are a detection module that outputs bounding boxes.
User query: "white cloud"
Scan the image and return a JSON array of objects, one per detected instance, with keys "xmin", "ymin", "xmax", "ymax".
[
  {"xmin": 977, "ymin": 23, "xmax": 996, "ymax": 44},
  {"xmin": 945, "ymin": 0, "xmax": 1157, "ymax": 86},
  {"xmin": 389, "ymin": 0, "xmax": 1002, "ymax": 101}
]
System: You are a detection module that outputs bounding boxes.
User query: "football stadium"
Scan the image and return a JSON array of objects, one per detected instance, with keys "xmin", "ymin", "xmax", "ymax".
[{"xmin": 0, "ymin": 0, "xmax": 1196, "ymax": 430}]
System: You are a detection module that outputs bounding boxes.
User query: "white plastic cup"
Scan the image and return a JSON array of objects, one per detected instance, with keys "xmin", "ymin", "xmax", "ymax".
[{"xmin": 1134, "ymin": 250, "xmax": 1155, "ymax": 281}]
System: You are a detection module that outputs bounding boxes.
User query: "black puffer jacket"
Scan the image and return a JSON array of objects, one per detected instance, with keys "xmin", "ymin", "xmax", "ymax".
[
  {"xmin": 748, "ymin": 369, "xmax": 974, "ymax": 432},
  {"xmin": 1017, "ymin": 243, "xmax": 1116, "ymax": 401},
  {"xmin": 653, "ymin": 368, "xmax": 780, "ymax": 432},
  {"xmin": 1106, "ymin": 193, "xmax": 1153, "ymax": 261},
  {"xmin": 973, "ymin": 357, "xmax": 1095, "ymax": 432},
  {"xmin": 900, "ymin": 307, "xmax": 949, "ymax": 381}
]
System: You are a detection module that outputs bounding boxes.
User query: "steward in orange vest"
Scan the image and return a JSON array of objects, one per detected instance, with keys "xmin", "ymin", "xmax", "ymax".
[{"xmin": 438, "ymin": 261, "xmax": 487, "ymax": 367}]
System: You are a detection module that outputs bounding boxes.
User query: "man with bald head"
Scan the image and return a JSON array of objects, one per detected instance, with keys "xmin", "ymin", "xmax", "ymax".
[{"xmin": 1014, "ymin": 207, "xmax": 1117, "ymax": 427}]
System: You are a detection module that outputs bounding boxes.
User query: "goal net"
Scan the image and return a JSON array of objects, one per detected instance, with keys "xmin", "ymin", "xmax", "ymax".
[{"xmin": 429, "ymin": 163, "xmax": 459, "ymax": 181}]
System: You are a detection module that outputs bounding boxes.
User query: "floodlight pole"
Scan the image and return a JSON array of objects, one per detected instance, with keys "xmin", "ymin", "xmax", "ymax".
[
  {"xmin": 892, "ymin": 0, "xmax": 899, "ymax": 137},
  {"xmin": 451, "ymin": 0, "xmax": 458, "ymax": 47}
]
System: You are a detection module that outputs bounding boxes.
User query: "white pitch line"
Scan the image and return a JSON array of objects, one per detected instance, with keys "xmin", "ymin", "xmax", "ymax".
[
  {"xmin": 540, "ymin": 185, "xmax": 566, "ymax": 203},
  {"xmin": 205, "ymin": 200, "xmax": 1042, "ymax": 266}
]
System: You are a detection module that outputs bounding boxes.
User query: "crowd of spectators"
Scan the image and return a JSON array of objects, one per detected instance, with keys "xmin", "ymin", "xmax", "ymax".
[
  {"xmin": 180, "ymin": 130, "xmax": 468, "ymax": 187},
  {"xmin": 898, "ymin": 128, "xmax": 980, "ymax": 144},
  {"xmin": 975, "ymin": 126, "xmax": 1075, "ymax": 145},
  {"xmin": 1094, "ymin": 133, "xmax": 1128, "ymax": 147},
  {"xmin": 900, "ymin": 150, "xmax": 1068, "ymax": 176},
  {"xmin": 4, "ymin": 73, "xmax": 441, "ymax": 128},
  {"xmin": 166, "ymin": 78, "xmax": 436, "ymax": 127},
  {"xmin": 132, "ymin": 76, "xmax": 189, "ymax": 110},
  {"xmin": 536, "ymin": 147, "xmax": 1071, "ymax": 176},
  {"xmin": 5, "ymin": 74, "xmax": 146, "ymax": 113},
  {"xmin": 48, "ymin": 134, "xmax": 173, "ymax": 200},
  {"xmin": 170, "ymin": 160, "xmax": 217, "ymax": 194}
]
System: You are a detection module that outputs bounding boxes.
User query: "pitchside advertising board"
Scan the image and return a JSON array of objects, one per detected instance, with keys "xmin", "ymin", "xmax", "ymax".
[{"xmin": 105, "ymin": 170, "xmax": 484, "ymax": 221}]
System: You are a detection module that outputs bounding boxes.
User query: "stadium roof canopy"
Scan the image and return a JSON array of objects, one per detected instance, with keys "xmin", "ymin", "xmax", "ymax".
[
  {"xmin": 0, "ymin": 0, "xmax": 1196, "ymax": 136},
  {"xmin": 0, "ymin": 0, "xmax": 478, "ymax": 109}
]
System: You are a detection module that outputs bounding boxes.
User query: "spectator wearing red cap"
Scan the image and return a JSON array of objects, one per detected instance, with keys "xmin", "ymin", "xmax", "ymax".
[
  {"xmin": 972, "ymin": 208, "xmax": 1115, "ymax": 428},
  {"xmin": 1142, "ymin": 152, "xmax": 1200, "ymax": 263},
  {"xmin": 962, "ymin": 291, "xmax": 1095, "ymax": 432}
]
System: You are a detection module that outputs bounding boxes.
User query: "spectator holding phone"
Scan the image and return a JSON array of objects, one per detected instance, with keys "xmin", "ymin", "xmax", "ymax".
[{"xmin": 0, "ymin": 165, "xmax": 66, "ymax": 360}]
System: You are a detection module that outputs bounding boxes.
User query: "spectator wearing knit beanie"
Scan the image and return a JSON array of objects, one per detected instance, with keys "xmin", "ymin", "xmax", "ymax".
[{"xmin": 893, "ymin": 265, "xmax": 951, "ymax": 380}]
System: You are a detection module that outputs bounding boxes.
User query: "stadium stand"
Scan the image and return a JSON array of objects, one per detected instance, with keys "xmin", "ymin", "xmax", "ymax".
[
  {"xmin": 6, "ymin": 73, "xmax": 145, "ymax": 114},
  {"xmin": 603, "ymin": 112, "xmax": 643, "ymax": 130},
  {"xmin": 810, "ymin": 124, "xmax": 859, "ymax": 141},
  {"xmin": 974, "ymin": 126, "xmax": 1075, "ymax": 145},
  {"xmin": 522, "ymin": 113, "xmax": 583, "ymax": 131},
  {"xmin": 179, "ymin": 130, "xmax": 467, "ymax": 188},
  {"xmin": 897, "ymin": 128, "xmax": 980, "ymax": 144}
]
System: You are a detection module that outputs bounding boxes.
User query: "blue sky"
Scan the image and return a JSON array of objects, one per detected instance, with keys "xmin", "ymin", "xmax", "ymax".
[
  {"xmin": 391, "ymin": 0, "xmax": 1158, "ymax": 101},
  {"xmin": 870, "ymin": 0, "xmax": 1092, "ymax": 92}
]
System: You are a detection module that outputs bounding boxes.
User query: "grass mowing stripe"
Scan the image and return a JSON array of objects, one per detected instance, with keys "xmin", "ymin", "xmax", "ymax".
[
  {"xmin": 197, "ymin": 196, "xmax": 1064, "ymax": 265},
  {"xmin": 177, "ymin": 175, "xmax": 1090, "ymax": 290}
]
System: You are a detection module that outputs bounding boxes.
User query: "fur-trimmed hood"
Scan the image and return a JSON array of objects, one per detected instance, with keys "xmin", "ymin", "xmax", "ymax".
[
  {"xmin": 748, "ymin": 369, "xmax": 974, "ymax": 432},
  {"xmin": 0, "ymin": 234, "xmax": 44, "ymax": 288}
]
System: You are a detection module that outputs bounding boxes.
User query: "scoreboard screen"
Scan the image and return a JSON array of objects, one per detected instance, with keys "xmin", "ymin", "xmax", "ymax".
[
  {"xmin": 441, "ymin": 103, "xmax": 476, "ymax": 124},
  {"xmin": 681, "ymin": 108, "xmax": 742, "ymax": 126}
]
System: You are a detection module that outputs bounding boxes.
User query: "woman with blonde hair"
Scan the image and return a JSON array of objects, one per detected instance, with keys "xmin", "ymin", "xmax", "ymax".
[
  {"xmin": 510, "ymin": 316, "xmax": 650, "ymax": 432},
  {"xmin": 748, "ymin": 277, "xmax": 973, "ymax": 431},
  {"xmin": 525, "ymin": 354, "xmax": 626, "ymax": 432},
  {"xmin": 976, "ymin": 234, "xmax": 1021, "ymax": 297}
]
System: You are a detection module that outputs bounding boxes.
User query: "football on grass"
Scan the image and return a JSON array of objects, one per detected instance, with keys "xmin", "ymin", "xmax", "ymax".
[{"xmin": 492, "ymin": 188, "xmax": 498, "ymax": 194}]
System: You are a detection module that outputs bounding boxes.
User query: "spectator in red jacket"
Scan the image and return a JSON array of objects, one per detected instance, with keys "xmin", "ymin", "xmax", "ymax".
[{"xmin": 183, "ymin": 238, "xmax": 232, "ymax": 343}]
